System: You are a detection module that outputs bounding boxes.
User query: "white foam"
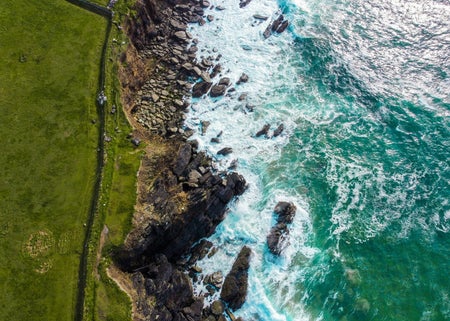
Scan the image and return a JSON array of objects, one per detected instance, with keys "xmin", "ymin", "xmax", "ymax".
[{"xmin": 186, "ymin": 1, "xmax": 321, "ymax": 319}]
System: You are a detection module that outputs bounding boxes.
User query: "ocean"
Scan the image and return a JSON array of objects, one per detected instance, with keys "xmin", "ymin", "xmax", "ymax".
[{"xmin": 184, "ymin": 0, "xmax": 450, "ymax": 320}]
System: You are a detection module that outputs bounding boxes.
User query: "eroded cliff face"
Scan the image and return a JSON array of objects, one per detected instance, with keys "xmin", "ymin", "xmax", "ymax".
[
  {"xmin": 113, "ymin": 1, "xmax": 249, "ymax": 320},
  {"xmin": 116, "ymin": 140, "xmax": 246, "ymax": 271}
]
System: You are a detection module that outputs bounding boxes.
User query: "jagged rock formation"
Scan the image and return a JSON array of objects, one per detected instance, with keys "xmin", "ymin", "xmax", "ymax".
[
  {"xmin": 267, "ymin": 201, "xmax": 297, "ymax": 255},
  {"xmin": 117, "ymin": 141, "xmax": 246, "ymax": 269},
  {"xmin": 112, "ymin": 0, "xmax": 250, "ymax": 320},
  {"xmin": 220, "ymin": 246, "xmax": 252, "ymax": 310}
]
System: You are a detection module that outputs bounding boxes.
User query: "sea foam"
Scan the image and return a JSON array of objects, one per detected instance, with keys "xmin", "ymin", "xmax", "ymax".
[{"xmin": 186, "ymin": 0, "xmax": 319, "ymax": 320}]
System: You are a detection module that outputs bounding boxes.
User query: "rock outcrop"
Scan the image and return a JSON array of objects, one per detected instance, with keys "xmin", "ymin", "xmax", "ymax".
[
  {"xmin": 267, "ymin": 202, "xmax": 296, "ymax": 255},
  {"xmin": 113, "ymin": 0, "xmax": 254, "ymax": 319},
  {"xmin": 220, "ymin": 246, "xmax": 251, "ymax": 310},
  {"xmin": 117, "ymin": 142, "xmax": 246, "ymax": 269},
  {"xmin": 263, "ymin": 14, "xmax": 289, "ymax": 39}
]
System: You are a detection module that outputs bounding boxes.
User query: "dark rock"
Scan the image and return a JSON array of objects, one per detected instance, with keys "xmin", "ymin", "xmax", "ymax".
[
  {"xmin": 142, "ymin": 254, "xmax": 197, "ymax": 318},
  {"xmin": 217, "ymin": 147, "xmax": 233, "ymax": 156},
  {"xmin": 210, "ymin": 64, "xmax": 222, "ymax": 78},
  {"xmin": 271, "ymin": 15, "xmax": 284, "ymax": 32},
  {"xmin": 183, "ymin": 298, "xmax": 204, "ymax": 320},
  {"xmin": 115, "ymin": 0, "xmax": 252, "ymax": 318},
  {"xmin": 201, "ymin": 120, "xmax": 211, "ymax": 135},
  {"xmin": 207, "ymin": 15, "xmax": 214, "ymax": 22},
  {"xmin": 238, "ymin": 93, "xmax": 247, "ymax": 101},
  {"xmin": 170, "ymin": 19, "xmax": 187, "ymax": 31},
  {"xmin": 173, "ymin": 143, "xmax": 192, "ymax": 176},
  {"xmin": 245, "ymin": 103, "xmax": 255, "ymax": 112},
  {"xmin": 273, "ymin": 124, "xmax": 284, "ymax": 137},
  {"xmin": 211, "ymin": 300, "xmax": 225, "ymax": 315},
  {"xmin": 193, "ymin": 81, "xmax": 212, "ymax": 97},
  {"xmin": 267, "ymin": 222, "xmax": 289, "ymax": 255},
  {"xmin": 263, "ymin": 26, "xmax": 272, "ymax": 39},
  {"xmin": 188, "ymin": 46, "xmax": 198, "ymax": 54},
  {"xmin": 174, "ymin": 30, "xmax": 189, "ymax": 42},
  {"xmin": 188, "ymin": 239, "xmax": 213, "ymax": 265},
  {"xmin": 228, "ymin": 159, "xmax": 238, "ymax": 170},
  {"xmin": 277, "ymin": 20, "xmax": 289, "ymax": 33},
  {"xmin": 210, "ymin": 137, "xmax": 220, "ymax": 143},
  {"xmin": 220, "ymin": 246, "xmax": 251, "ymax": 310},
  {"xmin": 255, "ymin": 124, "xmax": 271, "ymax": 137},
  {"xmin": 253, "ymin": 14, "xmax": 268, "ymax": 20},
  {"xmin": 216, "ymin": 5, "xmax": 225, "ymax": 11},
  {"xmin": 267, "ymin": 202, "xmax": 297, "ymax": 255},
  {"xmin": 201, "ymin": 0, "xmax": 210, "ymax": 8},
  {"xmin": 274, "ymin": 201, "xmax": 297, "ymax": 224},
  {"xmin": 150, "ymin": 305, "xmax": 172, "ymax": 321},
  {"xmin": 210, "ymin": 84, "xmax": 227, "ymax": 97},
  {"xmin": 239, "ymin": 0, "xmax": 252, "ymax": 8},
  {"xmin": 264, "ymin": 14, "xmax": 289, "ymax": 38},
  {"xmin": 237, "ymin": 73, "xmax": 249, "ymax": 84},
  {"xmin": 204, "ymin": 271, "xmax": 224, "ymax": 288},
  {"xmin": 218, "ymin": 77, "xmax": 231, "ymax": 86}
]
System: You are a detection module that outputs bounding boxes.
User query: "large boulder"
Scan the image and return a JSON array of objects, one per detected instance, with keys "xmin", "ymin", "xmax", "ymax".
[
  {"xmin": 173, "ymin": 143, "xmax": 192, "ymax": 176},
  {"xmin": 220, "ymin": 246, "xmax": 251, "ymax": 310},
  {"xmin": 267, "ymin": 202, "xmax": 297, "ymax": 255},
  {"xmin": 192, "ymin": 81, "xmax": 212, "ymax": 97},
  {"xmin": 267, "ymin": 223, "xmax": 289, "ymax": 255},
  {"xmin": 210, "ymin": 84, "xmax": 228, "ymax": 97},
  {"xmin": 274, "ymin": 201, "xmax": 296, "ymax": 224}
]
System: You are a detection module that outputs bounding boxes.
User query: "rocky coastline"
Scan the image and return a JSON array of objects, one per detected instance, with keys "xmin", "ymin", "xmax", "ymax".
[{"xmin": 112, "ymin": 0, "xmax": 253, "ymax": 320}]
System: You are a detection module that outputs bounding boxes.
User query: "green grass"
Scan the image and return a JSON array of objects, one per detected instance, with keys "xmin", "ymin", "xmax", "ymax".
[
  {"xmin": 81, "ymin": 1, "xmax": 140, "ymax": 320},
  {"xmin": 0, "ymin": 1, "xmax": 107, "ymax": 320}
]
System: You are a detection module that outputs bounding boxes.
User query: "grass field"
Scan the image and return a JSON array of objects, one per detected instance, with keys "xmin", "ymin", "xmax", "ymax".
[
  {"xmin": 82, "ymin": 2, "xmax": 141, "ymax": 318},
  {"xmin": 0, "ymin": 1, "xmax": 107, "ymax": 320}
]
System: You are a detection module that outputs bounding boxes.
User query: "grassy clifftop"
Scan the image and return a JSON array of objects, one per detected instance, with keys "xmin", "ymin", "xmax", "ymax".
[{"xmin": 0, "ymin": 1, "xmax": 106, "ymax": 320}]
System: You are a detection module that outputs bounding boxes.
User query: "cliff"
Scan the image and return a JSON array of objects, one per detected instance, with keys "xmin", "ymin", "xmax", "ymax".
[{"xmin": 111, "ymin": 0, "xmax": 249, "ymax": 320}]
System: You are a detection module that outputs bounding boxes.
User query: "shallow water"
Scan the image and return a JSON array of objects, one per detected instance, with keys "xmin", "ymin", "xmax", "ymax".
[{"xmin": 186, "ymin": 0, "xmax": 450, "ymax": 320}]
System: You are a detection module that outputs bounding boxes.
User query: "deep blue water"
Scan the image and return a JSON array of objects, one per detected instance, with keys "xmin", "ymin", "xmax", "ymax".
[{"xmin": 186, "ymin": 0, "xmax": 450, "ymax": 320}]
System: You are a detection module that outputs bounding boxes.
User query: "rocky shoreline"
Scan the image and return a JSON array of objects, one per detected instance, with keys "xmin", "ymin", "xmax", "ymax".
[{"xmin": 112, "ymin": 0, "xmax": 253, "ymax": 320}]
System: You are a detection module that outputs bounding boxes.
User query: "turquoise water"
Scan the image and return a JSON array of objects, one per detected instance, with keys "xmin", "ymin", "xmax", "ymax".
[{"xmin": 186, "ymin": 0, "xmax": 450, "ymax": 320}]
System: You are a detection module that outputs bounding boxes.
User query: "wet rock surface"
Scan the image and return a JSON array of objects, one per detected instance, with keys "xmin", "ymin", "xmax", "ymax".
[
  {"xmin": 263, "ymin": 14, "xmax": 289, "ymax": 39},
  {"xmin": 220, "ymin": 246, "xmax": 251, "ymax": 310},
  {"xmin": 267, "ymin": 202, "xmax": 297, "ymax": 255},
  {"xmin": 114, "ymin": 0, "xmax": 251, "ymax": 320}
]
